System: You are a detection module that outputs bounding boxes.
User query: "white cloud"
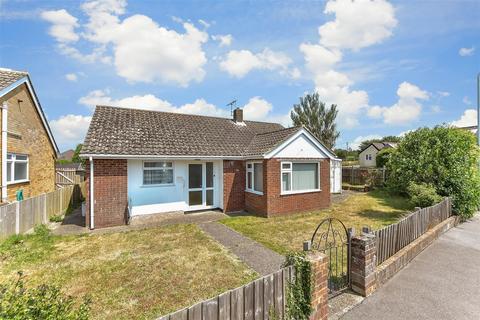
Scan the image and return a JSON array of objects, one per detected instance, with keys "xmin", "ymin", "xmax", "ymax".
[
  {"xmin": 243, "ymin": 97, "xmax": 273, "ymax": 121},
  {"xmin": 40, "ymin": 9, "xmax": 79, "ymax": 43},
  {"xmin": 42, "ymin": 0, "xmax": 209, "ymax": 86},
  {"xmin": 430, "ymin": 105, "xmax": 441, "ymax": 113},
  {"xmin": 65, "ymin": 73, "xmax": 78, "ymax": 81},
  {"xmin": 319, "ymin": 0, "xmax": 397, "ymax": 51},
  {"xmin": 367, "ymin": 82, "xmax": 429, "ymax": 125},
  {"xmin": 49, "ymin": 114, "xmax": 92, "ymax": 149},
  {"xmin": 437, "ymin": 91, "xmax": 450, "ymax": 97},
  {"xmin": 212, "ymin": 34, "xmax": 233, "ymax": 47},
  {"xmin": 350, "ymin": 134, "xmax": 382, "ymax": 150},
  {"xmin": 299, "ymin": 0, "xmax": 397, "ymax": 128},
  {"xmin": 451, "ymin": 109, "xmax": 477, "ymax": 128},
  {"xmin": 463, "ymin": 96, "xmax": 472, "ymax": 105},
  {"xmin": 219, "ymin": 48, "xmax": 296, "ymax": 78},
  {"xmin": 459, "ymin": 47, "xmax": 475, "ymax": 57}
]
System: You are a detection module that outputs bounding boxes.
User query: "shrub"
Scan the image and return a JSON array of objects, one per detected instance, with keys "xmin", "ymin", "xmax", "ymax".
[
  {"xmin": 376, "ymin": 148, "xmax": 395, "ymax": 168},
  {"xmin": 49, "ymin": 214, "xmax": 64, "ymax": 223},
  {"xmin": 407, "ymin": 182, "xmax": 442, "ymax": 208},
  {"xmin": 387, "ymin": 126, "xmax": 480, "ymax": 218},
  {"xmin": 0, "ymin": 272, "xmax": 91, "ymax": 320}
]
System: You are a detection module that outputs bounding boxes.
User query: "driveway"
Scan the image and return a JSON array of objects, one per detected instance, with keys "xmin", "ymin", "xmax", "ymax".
[{"xmin": 342, "ymin": 215, "xmax": 480, "ymax": 320}]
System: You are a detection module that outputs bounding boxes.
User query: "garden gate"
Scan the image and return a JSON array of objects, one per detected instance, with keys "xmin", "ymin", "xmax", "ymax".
[{"xmin": 310, "ymin": 218, "xmax": 352, "ymax": 297}]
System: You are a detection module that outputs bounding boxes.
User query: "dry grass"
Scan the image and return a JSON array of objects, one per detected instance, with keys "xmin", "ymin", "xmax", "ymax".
[
  {"xmin": 0, "ymin": 224, "xmax": 257, "ymax": 320},
  {"xmin": 221, "ymin": 189, "xmax": 413, "ymax": 255}
]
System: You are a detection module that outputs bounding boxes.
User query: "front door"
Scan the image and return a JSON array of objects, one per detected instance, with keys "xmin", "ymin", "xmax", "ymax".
[{"xmin": 188, "ymin": 162, "xmax": 214, "ymax": 209}]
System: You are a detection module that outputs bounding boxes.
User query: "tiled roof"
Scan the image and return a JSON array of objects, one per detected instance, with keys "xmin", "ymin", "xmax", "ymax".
[
  {"xmin": 81, "ymin": 105, "xmax": 289, "ymax": 157},
  {"xmin": 0, "ymin": 68, "xmax": 27, "ymax": 91}
]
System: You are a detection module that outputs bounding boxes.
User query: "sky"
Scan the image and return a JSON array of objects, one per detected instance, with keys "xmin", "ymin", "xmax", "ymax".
[{"xmin": 0, "ymin": 0, "xmax": 479, "ymax": 151}]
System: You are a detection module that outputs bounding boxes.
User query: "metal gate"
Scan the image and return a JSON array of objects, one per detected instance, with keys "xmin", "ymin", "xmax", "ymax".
[{"xmin": 310, "ymin": 218, "xmax": 352, "ymax": 297}]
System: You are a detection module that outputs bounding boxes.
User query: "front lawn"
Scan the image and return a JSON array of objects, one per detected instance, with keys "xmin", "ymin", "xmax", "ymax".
[
  {"xmin": 0, "ymin": 224, "xmax": 256, "ymax": 320},
  {"xmin": 221, "ymin": 189, "xmax": 413, "ymax": 255}
]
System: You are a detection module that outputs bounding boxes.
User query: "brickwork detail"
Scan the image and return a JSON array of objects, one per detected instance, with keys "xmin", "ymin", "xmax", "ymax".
[
  {"xmin": 307, "ymin": 251, "xmax": 329, "ymax": 320},
  {"xmin": 223, "ymin": 160, "xmax": 246, "ymax": 213},
  {"xmin": 350, "ymin": 233, "xmax": 377, "ymax": 297},
  {"xmin": 85, "ymin": 159, "xmax": 128, "ymax": 229},
  {"xmin": 0, "ymin": 84, "xmax": 56, "ymax": 201}
]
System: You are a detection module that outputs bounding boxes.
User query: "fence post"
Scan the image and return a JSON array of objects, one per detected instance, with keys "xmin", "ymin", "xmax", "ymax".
[
  {"xmin": 42, "ymin": 193, "xmax": 47, "ymax": 223},
  {"xmin": 15, "ymin": 202, "xmax": 20, "ymax": 235},
  {"xmin": 306, "ymin": 251, "xmax": 329, "ymax": 320},
  {"xmin": 351, "ymin": 166, "xmax": 354, "ymax": 184},
  {"xmin": 350, "ymin": 232, "xmax": 377, "ymax": 297}
]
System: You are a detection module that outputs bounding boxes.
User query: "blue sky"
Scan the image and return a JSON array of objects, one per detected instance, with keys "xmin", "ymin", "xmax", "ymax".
[{"xmin": 0, "ymin": 0, "xmax": 479, "ymax": 151}]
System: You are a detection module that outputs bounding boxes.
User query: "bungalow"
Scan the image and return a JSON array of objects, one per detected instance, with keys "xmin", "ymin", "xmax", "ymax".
[{"xmin": 80, "ymin": 105, "xmax": 342, "ymax": 229}]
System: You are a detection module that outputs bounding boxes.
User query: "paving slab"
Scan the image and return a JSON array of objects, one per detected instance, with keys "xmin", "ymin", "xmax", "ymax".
[
  {"xmin": 342, "ymin": 215, "xmax": 480, "ymax": 320},
  {"xmin": 199, "ymin": 222, "xmax": 285, "ymax": 276}
]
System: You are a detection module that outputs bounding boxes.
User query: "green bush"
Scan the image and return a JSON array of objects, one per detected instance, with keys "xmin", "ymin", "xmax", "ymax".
[
  {"xmin": 49, "ymin": 214, "xmax": 64, "ymax": 223},
  {"xmin": 0, "ymin": 272, "xmax": 90, "ymax": 320},
  {"xmin": 376, "ymin": 148, "xmax": 395, "ymax": 168},
  {"xmin": 407, "ymin": 182, "xmax": 442, "ymax": 208},
  {"xmin": 283, "ymin": 252, "xmax": 312, "ymax": 320},
  {"xmin": 387, "ymin": 126, "xmax": 480, "ymax": 218}
]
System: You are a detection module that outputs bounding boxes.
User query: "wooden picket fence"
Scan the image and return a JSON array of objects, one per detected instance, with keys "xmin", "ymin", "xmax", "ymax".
[
  {"xmin": 56, "ymin": 168, "xmax": 85, "ymax": 187},
  {"xmin": 158, "ymin": 266, "xmax": 294, "ymax": 320},
  {"xmin": 0, "ymin": 182, "xmax": 86, "ymax": 238},
  {"xmin": 374, "ymin": 197, "xmax": 452, "ymax": 265}
]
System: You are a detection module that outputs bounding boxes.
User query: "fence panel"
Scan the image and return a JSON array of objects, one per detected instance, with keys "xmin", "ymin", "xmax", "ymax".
[
  {"xmin": 0, "ymin": 182, "xmax": 86, "ymax": 239},
  {"xmin": 158, "ymin": 267, "xmax": 293, "ymax": 320},
  {"xmin": 342, "ymin": 166, "xmax": 386, "ymax": 186},
  {"xmin": 56, "ymin": 168, "xmax": 85, "ymax": 187},
  {"xmin": 375, "ymin": 197, "xmax": 452, "ymax": 265}
]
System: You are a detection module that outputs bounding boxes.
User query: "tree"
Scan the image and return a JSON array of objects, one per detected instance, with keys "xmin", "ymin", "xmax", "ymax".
[
  {"xmin": 290, "ymin": 93, "xmax": 339, "ymax": 149},
  {"xmin": 71, "ymin": 144, "xmax": 84, "ymax": 165},
  {"xmin": 376, "ymin": 148, "xmax": 395, "ymax": 168},
  {"xmin": 386, "ymin": 126, "xmax": 480, "ymax": 219}
]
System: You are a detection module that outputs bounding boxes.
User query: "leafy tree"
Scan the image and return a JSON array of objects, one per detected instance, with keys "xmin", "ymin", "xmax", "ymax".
[
  {"xmin": 407, "ymin": 182, "xmax": 442, "ymax": 208},
  {"xmin": 358, "ymin": 135, "xmax": 401, "ymax": 151},
  {"xmin": 334, "ymin": 148, "xmax": 359, "ymax": 161},
  {"xmin": 71, "ymin": 144, "xmax": 85, "ymax": 165},
  {"xmin": 376, "ymin": 148, "xmax": 395, "ymax": 168},
  {"xmin": 290, "ymin": 93, "xmax": 340, "ymax": 149},
  {"xmin": 386, "ymin": 126, "xmax": 480, "ymax": 218}
]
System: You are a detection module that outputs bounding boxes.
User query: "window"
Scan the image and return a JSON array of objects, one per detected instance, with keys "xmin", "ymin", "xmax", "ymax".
[
  {"xmin": 281, "ymin": 162, "xmax": 320, "ymax": 194},
  {"xmin": 143, "ymin": 161, "xmax": 174, "ymax": 185},
  {"xmin": 366, "ymin": 154, "xmax": 372, "ymax": 161},
  {"xmin": 246, "ymin": 161, "xmax": 263, "ymax": 194},
  {"xmin": 7, "ymin": 153, "xmax": 29, "ymax": 184}
]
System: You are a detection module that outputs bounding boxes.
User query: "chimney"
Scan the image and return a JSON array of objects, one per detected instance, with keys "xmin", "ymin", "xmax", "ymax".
[{"xmin": 233, "ymin": 108, "xmax": 243, "ymax": 123}]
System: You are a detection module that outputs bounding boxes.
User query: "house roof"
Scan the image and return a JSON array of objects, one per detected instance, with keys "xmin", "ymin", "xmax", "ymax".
[
  {"xmin": 59, "ymin": 149, "xmax": 75, "ymax": 160},
  {"xmin": 0, "ymin": 68, "xmax": 59, "ymax": 154},
  {"xmin": 81, "ymin": 105, "xmax": 290, "ymax": 157},
  {"xmin": 360, "ymin": 141, "xmax": 398, "ymax": 154}
]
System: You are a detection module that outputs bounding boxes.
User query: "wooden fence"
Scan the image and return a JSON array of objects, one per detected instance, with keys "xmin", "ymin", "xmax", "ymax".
[
  {"xmin": 342, "ymin": 166, "xmax": 386, "ymax": 186},
  {"xmin": 158, "ymin": 266, "xmax": 294, "ymax": 320},
  {"xmin": 56, "ymin": 168, "xmax": 85, "ymax": 187},
  {"xmin": 374, "ymin": 197, "xmax": 452, "ymax": 265},
  {"xmin": 0, "ymin": 182, "xmax": 86, "ymax": 238}
]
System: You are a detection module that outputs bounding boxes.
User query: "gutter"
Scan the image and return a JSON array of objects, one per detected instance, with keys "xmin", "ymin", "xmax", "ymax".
[
  {"xmin": 1, "ymin": 102, "xmax": 7, "ymax": 202},
  {"xmin": 89, "ymin": 156, "xmax": 94, "ymax": 229}
]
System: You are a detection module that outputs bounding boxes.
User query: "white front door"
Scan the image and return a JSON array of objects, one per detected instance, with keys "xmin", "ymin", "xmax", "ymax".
[{"xmin": 187, "ymin": 162, "xmax": 215, "ymax": 210}]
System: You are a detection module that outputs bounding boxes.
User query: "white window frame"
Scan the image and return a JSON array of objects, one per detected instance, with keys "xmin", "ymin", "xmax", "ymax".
[
  {"xmin": 245, "ymin": 161, "xmax": 264, "ymax": 195},
  {"xmin": 7, "ymin": 153, "xmax": 29, "ymax": 185},
  {"xmin": 281, "ymin": 161, "xmax": 321, "ymax": 195},
  {"xmin": 142, "ymin": 161, "xmax": 175, "ymax": 186}
]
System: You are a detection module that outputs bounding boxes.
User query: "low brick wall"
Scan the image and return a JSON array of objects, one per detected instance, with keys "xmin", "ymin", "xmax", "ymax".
[{"xmin": 376, "ymin": 215, "xmax": 459, "ymax": 286}]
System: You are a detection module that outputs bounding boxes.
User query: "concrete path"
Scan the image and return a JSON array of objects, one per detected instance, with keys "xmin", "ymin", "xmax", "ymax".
[
  {"xmin": 342, "ymin": 215, "xmax": 480, "ymax": 320},
  {"xmin": 199, "ymin": 222, "xmax": 285, "ymax": 276}
]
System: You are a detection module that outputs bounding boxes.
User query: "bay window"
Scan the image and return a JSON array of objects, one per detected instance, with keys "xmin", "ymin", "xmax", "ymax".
[
  {"xmin": 7, "ymin": 153, "xmax": 29, "ymax": 184},
  {"xmin": 246, "ymin": 161, "xmax": 263, "ymax": 194},
  {"xmin": 281, "ymin": 161, "xmax": 320, "ymax": 194},
  {"xmin": 143, "ymin": 161, "xmax": 174, "ymax": 185}
]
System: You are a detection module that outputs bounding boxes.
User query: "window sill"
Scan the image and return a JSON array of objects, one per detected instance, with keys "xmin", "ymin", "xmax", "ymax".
[
  {"xmin": 140, "ymin": 183, "xmax": 175, "ymax": 188},
  {"xmin": 7, "ymin": 179, "xmax": 30, "ymax": 186},
  {"xmin": 245, "ymin": 189, "xmax": 264, "ymax": 196},
  {"xmin": 281, "ymin": 189, "xmax": 321, "ymax": 196}
]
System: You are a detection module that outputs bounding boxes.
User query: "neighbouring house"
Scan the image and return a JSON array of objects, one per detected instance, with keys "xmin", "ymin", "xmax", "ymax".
[
  {"xmin": 0, "ymin": 68, "xmax": 59, "ymax": 202},
  {"xmin": 358, "ymin": 142, "xmax": 397, "ymax": 168},
  {"xmin": 58, "ymin": 149, "xmax": 75, "ymax": 161},
  {"xmin": 455, "ymin": 125, "xmax": 477, "ymax": 135},
  {"xmin": 80, "ymin": 105, "xmax": 342, "ymax": 229}
]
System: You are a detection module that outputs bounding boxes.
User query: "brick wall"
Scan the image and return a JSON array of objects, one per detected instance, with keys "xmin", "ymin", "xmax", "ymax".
[
  {"xmin": 223, "ymin": 160, "xmax": 245, "ymax": 213},
  {"xmin": 307, "ymin": 251, "xmax": 329, "ymax": 320},
  {"xmin": 85, "ymin": 159, "xmax": 128, "ymax": 229},
  {"xmin": 0, "ymin": 84, "xmax": 57, "ymax": 201},
  {"xmin": 263, "ymin": 158, "xmax": 331, "ymax": 217}
]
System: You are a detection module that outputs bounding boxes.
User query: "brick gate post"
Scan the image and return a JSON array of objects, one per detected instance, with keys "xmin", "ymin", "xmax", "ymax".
[
  {"xmin": 350, "ymin": 233, "xmax": 377, "ymax": 296},
  {"xmin": 306, "ymin": 251, "xmax": 329, "ymax": 320}
]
